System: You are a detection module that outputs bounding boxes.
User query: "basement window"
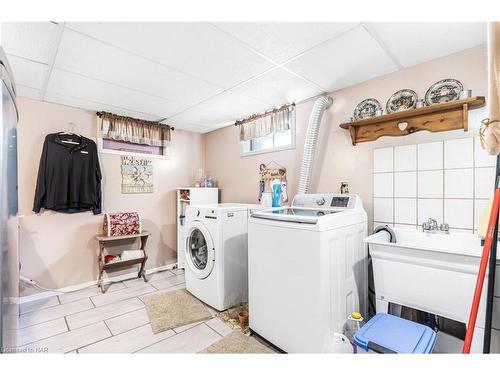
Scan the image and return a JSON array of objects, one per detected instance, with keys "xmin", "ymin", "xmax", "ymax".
[
  {"xmin": 240, "ymin": 107, "xmax": 295, "ymax": 156},
  {"xmin": 241, "ymin": 129, "xmax": 293, "ymax": 155},
  {"xmin": 96, "ymin": 111, "xmax": 171, "ymax": 159},
  {"xmin": 100, "ymin": 138, "xmax": 165, "ymax": 157}
]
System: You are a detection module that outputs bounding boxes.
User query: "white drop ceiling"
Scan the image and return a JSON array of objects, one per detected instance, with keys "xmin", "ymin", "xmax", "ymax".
[{"xmin": 1, "ymin": 22, "xmax": 486, "ymax": 133}]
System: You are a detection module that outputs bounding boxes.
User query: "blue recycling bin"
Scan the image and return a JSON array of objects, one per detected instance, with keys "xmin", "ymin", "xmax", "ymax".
[{"xmin": 353, "ymin": 313, "xmax": 437, "ymax": 354}]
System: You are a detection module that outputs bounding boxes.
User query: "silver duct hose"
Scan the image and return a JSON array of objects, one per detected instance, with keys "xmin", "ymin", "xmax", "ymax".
[{"xmin": 297, "ymin": 96, "xmax": 333, "ymax": 195}]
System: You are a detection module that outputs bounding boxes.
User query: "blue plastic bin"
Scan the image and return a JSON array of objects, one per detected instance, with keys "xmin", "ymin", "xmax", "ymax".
[{"xmin": 353, "ymin": 313, "xmax": 437, "ymax": 354}]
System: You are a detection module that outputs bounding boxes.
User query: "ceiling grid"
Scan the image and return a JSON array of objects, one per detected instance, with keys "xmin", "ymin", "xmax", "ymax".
[{"xmin": 0, "ymin": 22, "xmax": 487, "ymax": 133}]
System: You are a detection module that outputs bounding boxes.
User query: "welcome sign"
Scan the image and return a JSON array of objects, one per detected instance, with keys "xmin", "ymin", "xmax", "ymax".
[{"xmin": 121, "ymin": 156, "xmax": 153, "ymax": 194}]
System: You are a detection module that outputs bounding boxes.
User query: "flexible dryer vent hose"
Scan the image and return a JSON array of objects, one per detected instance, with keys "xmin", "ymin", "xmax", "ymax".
[{"xmin": 297, "ymin": 96, "xmax": 333, "ymax": 195}]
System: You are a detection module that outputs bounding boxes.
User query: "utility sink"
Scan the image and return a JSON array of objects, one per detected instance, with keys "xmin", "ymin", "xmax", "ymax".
[{"xmin": 364, "ymin": 228, "xmax": 500, "ymax": 353}]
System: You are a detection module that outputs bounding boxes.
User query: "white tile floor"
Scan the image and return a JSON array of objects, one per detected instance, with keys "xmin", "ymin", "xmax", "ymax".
[{"xmin": 17, "ymin": 269, "xmax": 267, "ymax": 354}]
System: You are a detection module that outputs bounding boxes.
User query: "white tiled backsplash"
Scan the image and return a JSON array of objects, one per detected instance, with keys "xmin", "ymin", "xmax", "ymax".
[{"xmin": 373, "ymin": 137, "xmax": 497, "ymax": 233}]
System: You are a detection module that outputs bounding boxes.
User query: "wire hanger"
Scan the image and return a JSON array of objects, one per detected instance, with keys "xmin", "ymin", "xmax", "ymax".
[
  {"xmin": 59, "ymin": 122, "xmax": 81, "ymax": 144},
  {"xmin": 265, "ymin": 160, "xmax": 286, "ymax": 170}
]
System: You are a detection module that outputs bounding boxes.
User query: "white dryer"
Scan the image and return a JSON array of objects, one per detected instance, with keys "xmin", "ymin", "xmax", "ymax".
[
  {"xmin": 248, "ymin": 193, "xmax": 368, "ymax": 353},
  {"xmin": 184, "ymin": 203, "xmax": 255, "ymax": 311}
]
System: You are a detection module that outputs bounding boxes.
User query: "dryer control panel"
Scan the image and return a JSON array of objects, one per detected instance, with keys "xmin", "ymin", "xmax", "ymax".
[{"xmin": 292, "ymin": 193, "xmax": 358, "ymax": 210}]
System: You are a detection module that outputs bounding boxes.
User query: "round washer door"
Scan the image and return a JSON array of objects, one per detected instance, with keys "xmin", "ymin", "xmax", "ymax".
[{"xmin": 185, "ymin": 221, "xmax": 215, "ymax": 279}]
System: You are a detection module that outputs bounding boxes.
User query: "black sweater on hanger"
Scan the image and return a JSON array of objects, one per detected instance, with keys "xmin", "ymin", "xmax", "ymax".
[{"xmin": 33, "ymin": 133, "xmax": 102, "ymax": 214}]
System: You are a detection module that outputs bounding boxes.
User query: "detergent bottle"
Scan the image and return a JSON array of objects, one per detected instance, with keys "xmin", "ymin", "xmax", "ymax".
[
  {"xmin": 343, "ymin": 312, "xmax": 364, "ymax": 353},
  {"xmin": 271, "ymin": 179, "xmax": 282, "ymax": 207}
]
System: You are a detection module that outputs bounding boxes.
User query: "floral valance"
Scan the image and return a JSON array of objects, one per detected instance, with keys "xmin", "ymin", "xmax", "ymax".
[
  {"xmin": 98, "ymin": 111, "xmax": 172, "ymax": 148},
  {"xmin": 237, "ymin": 104, "xmax": 295, "ymax": 142}
]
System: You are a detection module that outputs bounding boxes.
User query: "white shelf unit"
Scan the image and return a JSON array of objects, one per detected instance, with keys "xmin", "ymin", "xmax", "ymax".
[{"xmin": 176, "ymin": 187, "xmax": 219, "ymax": 269}]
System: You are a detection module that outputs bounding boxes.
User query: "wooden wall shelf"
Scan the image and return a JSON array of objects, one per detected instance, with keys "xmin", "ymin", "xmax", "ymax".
[{"xmin": 339, "ymin": 96, "xmax": 485, "ymax": 145}]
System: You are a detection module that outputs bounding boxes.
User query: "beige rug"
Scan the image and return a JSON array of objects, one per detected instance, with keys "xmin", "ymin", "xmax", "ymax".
[
  {"xmin": 199, "ymin": 331, "xmax": 275, "ymax": 354},
  {"xmin": 143, "ymin": 289, "xmax": 212, "ymax": 333}
]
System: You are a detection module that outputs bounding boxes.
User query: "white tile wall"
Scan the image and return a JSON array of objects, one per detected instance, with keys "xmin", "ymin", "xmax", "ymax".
[
  {"xmin": 444, "ymin": 138, "xmax": 474, "ymax": 169},
  {"xmin": 444, "ymin": 199, "xmax": 473, "ymax": 229},
  {"xmin": 418, "ymin": 199, "xmax": 444, "ymax": 224},
  {"xmin": 418, "ymin": 170, "xmax": 443, "ymax": 198},
  {"xmin": 373, "ymin": 137, "xmax": 497, "ymax": 233},
  {"xmin": 474, "ymin": 137, "xmax": 497, "ymax": 167},
  {"xmin": 394, "ymin": 172, "xmax": 416, "ymax": 198},
  {"xmin": 373, "ymin": 173, "xmax": 393, "ymax": 197},
  {"xmin": 394, "ymin": 145, "xmax": 417, "ymax": 171},
  {"xmin": 475, "ymin": 167, "xmax": 496, "ymax": 199},
  {"xmin": 394, "ymin": 198, "xmax": 417, "ymax": 225},
  {"xmin": 444, "ymin": 169, "xmax": 473, "ymax": 198},
  {"xmin": 373, "ymin": 147, "xmax": 393, "ymax": 173},
  {"xmin": 373, "ymin": 197, "xmax": 393, "ymax": 223},
  {"xmin": 417, "ymin": 142, "xmax": 443, "ymax": 170}
]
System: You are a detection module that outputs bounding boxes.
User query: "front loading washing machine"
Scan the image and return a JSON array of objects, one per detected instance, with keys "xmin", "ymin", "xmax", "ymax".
[{"xmin": 184, "ymin": 203, "xmax": 253, "ymax": 311}]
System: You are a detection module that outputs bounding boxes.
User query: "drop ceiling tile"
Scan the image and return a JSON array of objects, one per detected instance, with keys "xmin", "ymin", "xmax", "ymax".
[
  {"xmin": 16, "ymin": 84, "xmax": 41, "ymax": 100},
  {"xmin": 285, "ymin": 26, "xmax": 398, "ymax": 91},
  {"xmin": 365, "ymin": 22, "xmax": 486, "ymax": 68},
  {"xmin": 214, "ymin": 22, "xmax": 358, "ymax": 63},
  {"xmin": 200, "ymin": 89, "xmax": 271, "ymax": 118},
  {"xmin": 47, "ymin": 69, "xmax": 188, "ymax": 118},
  {"xmin": 44, "ymin": 91, "xmax": 160, "ymax": 121},
  {"xmin": 66, "ymin": 22, "xmax": 275, "ymax": 88},
  {"xmin": 179, "ymin": 89, "xmax": 271, "ymax": 128},
  {"xmin": 231, "ymin": 67, "xmax": 323, "ymax": 106},
  {"xmin": 173, "ymin": 122, "xmax": 214, "ymax": 134},
  {"xmin": 54, "ymin": 29, "xmax": 224, "ymax": 105},
  {"xmin": 1, "ymin": 22, "xmax": 59, "ymax": 64},
  {"xmin": 167, "ymin": 106, "xmax": 226, "ymax": 127},
  {"xmin": 7, "ymin": 55, "xmax": 48, "ymax": 90}
]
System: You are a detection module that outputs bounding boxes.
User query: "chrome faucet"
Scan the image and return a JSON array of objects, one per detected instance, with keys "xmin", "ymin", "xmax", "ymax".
[
  {"xmin": 422, "ymin": 218, "xmax": 449, "ymax": 234},
  {"xmin": 422, "ymin": 218, "xmax": 438, "ymax": 232}
]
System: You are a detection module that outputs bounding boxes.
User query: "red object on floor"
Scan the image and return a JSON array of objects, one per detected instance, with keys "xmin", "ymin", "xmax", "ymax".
[{"xmin": 462, "ymin": 188, "xmax": 500, "ymax": 353}]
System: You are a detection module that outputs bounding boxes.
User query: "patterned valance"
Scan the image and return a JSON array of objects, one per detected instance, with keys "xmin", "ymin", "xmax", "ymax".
[
  {"xmin": 97, "ymin": 111, "xmax": 172, "ymax": 148},
  {"xmin": 236, "ymin": 104, "xmax": 295, "ymax": 142}
]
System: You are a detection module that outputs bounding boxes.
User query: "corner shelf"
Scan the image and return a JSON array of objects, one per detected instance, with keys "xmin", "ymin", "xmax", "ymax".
[{"xmin": 339, "ymin": 96, "xmax": 485, "ymax": 145}]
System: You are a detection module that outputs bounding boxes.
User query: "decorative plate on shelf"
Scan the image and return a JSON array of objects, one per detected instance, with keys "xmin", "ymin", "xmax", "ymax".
[
  {"xmin": 354, "ymin": 98, "xmax": 382, "ymax": 120},
  {"xmin": 386, "ymin": 89, "xmax": 418, "ymax": 113},
  {"xmin": 425, "ymin": 79, "xmax": 463, "ymax": 105}
]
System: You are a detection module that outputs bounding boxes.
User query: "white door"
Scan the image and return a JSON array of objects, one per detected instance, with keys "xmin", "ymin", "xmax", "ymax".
[{"xmin": 185, "ymin": 221, "xmax": 215, "ymax": 279}]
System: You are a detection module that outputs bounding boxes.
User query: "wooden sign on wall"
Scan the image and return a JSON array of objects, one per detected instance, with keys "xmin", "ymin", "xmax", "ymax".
[{"xmin": 121, "ymin": 156, "xmax": 153, "ymax": 194}]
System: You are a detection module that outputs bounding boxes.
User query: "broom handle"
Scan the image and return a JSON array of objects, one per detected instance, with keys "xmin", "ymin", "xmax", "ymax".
[
  {"xmin": 483, "ymin": 153, "xmax": 500, "ymax": 353},
  {"xmin": 463, "ymin": 186, "xmax": 500, "ymax": 353}
]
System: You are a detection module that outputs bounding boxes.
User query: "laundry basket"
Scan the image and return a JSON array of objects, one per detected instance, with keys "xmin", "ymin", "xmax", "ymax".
[{"xmin": 103, "ymin": 212, "xmax": 142, "ymax": 237}]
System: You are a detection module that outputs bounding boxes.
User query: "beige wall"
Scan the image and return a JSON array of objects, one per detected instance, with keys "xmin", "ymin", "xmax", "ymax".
[
  {"xmin": 17, "ymin": 98, "xmax": 204, "ymax": 292},
  {"xmin": 204, "ymin": 46, "xmax": 488, "ymax": 228},
  {"xmin": 17, "ymin": 46, "xmax": 488, "ymax": 293}
]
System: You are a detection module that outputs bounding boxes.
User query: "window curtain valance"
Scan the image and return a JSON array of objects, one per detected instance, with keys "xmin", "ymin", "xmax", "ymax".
[
  {"xmin": 98, "ymin": 111, "xmax": 172, "ymax": 148},
  {"xmin": 237, "ymin": 104, "xmax": 294, "ymax": 142}
]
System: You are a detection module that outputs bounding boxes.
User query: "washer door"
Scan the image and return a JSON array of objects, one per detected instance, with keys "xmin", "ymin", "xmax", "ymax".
[{"xmin": 185, "ymin": 221, "xmax": 215, "ymax": 279}]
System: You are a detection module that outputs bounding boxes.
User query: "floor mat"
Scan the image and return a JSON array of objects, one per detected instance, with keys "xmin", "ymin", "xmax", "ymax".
[
  {"xmin": 143, "ymin": 289, "xmax": 212, "ymax": 333},
  {"xmin": 199, "ymin": 331, "xmax": 275, "ymax": 354}
]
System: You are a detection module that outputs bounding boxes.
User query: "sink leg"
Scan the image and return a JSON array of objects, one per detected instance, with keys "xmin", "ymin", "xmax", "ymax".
[{"xmin": 376, "ymin": 298, "xmax": 389, "ymax": 314}]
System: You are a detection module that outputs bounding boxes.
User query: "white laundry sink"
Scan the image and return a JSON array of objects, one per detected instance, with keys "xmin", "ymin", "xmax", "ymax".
[{"xmin": 365, "ymin": 228, "xmax": 500, "ymax": 353}]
